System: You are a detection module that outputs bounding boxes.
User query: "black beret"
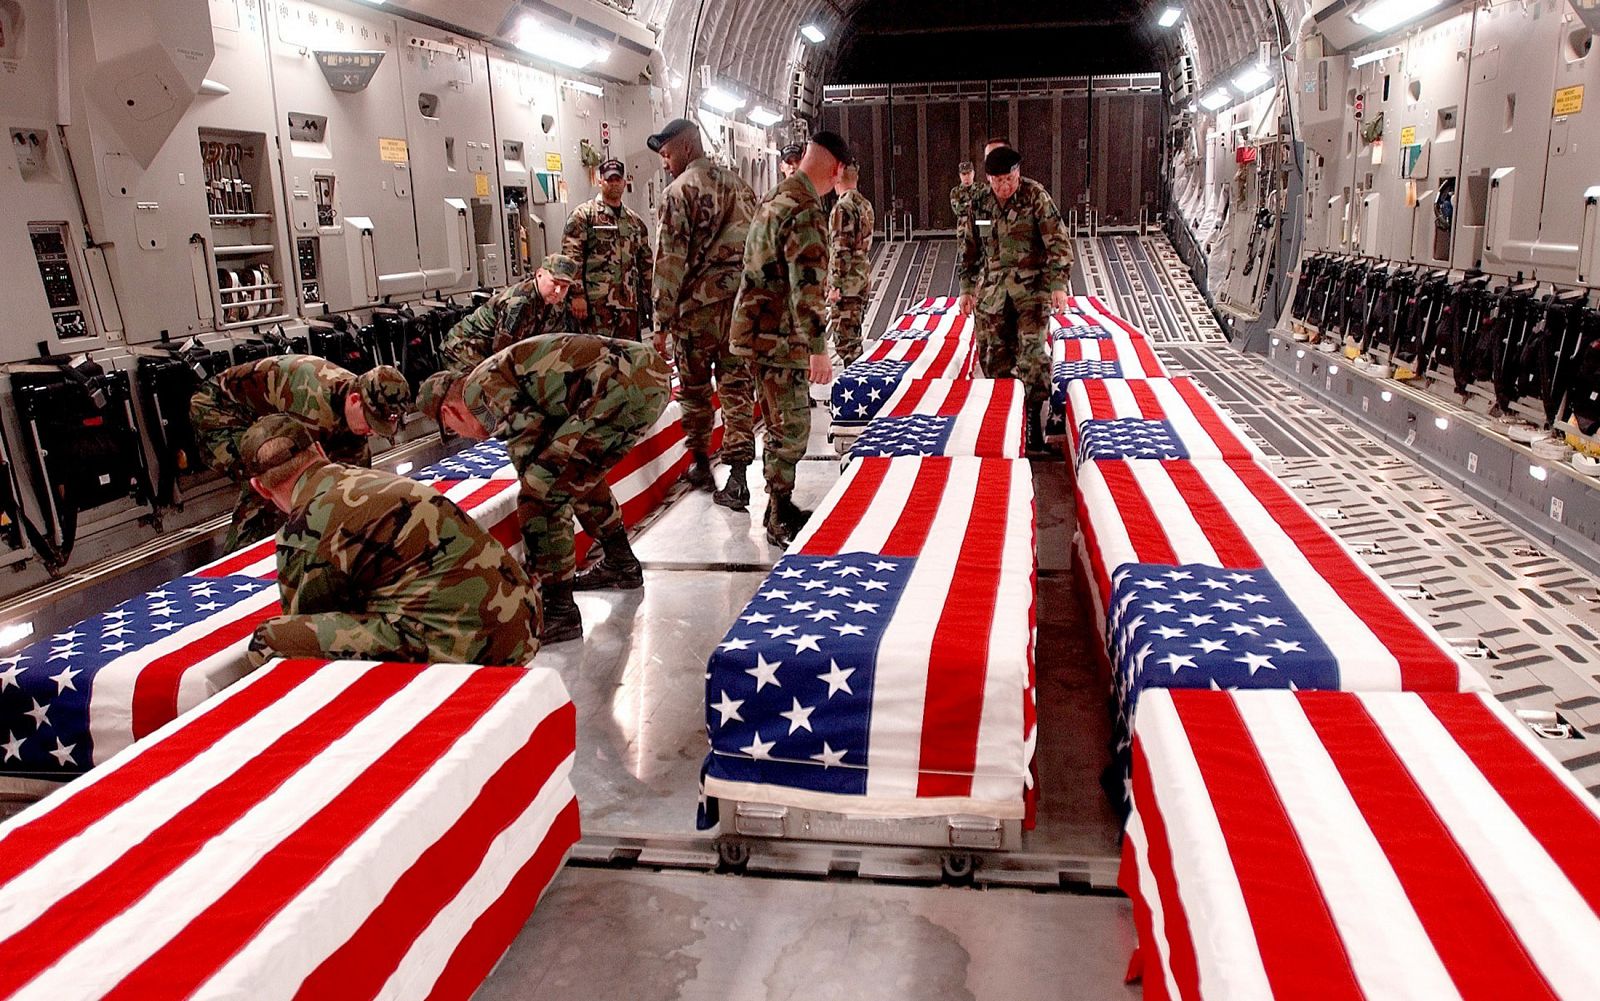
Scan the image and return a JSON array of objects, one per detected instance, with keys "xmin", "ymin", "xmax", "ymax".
[
  {"xmin": 646, "ymin": 118, "xmax": 697, "ymax": 152},
  {"xmin": 808, "ymin": 130, "xmax": 852, "ymax": 166},
  {"xmin": 984, "ymin": 146, "xmax": 1022, "ymax": 175}
]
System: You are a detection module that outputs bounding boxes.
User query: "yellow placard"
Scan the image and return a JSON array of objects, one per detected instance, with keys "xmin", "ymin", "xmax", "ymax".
[
  {"xmin": 1399, "ymin": 125, "xmax": 1417, "ymax": 146},
  {"xmin": 1555, "ymin": 84, "xmax": 1585, "ymax": 116},
  {"xmin": 544, "ymin": 152, "xmax": 563, "ymax": 172},
  {"xmin": 378, "ymin": 137, "xmax": 409, "ymax": 163},
  {"xmin": 474, "ymin": 172, "xmax": 490, "ymax": 197}
]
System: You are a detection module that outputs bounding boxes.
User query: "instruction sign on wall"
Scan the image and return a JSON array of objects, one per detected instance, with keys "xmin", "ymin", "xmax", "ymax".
[
  {"xmin": 1555, "ymin": 85, "xmax": 1585, "ymax": 117},
  {"xmin": 378, "ymin": 137, "xmax": 409, "ymax": 163},
  {"xmin": 474, "ymin": 173, "xmax": 491, "ymax": 197},
  {"xmin": 545, "ymin": 152, "xmax": 564, "ymax": 172},
  {"xmin": 1399, "ymin": 125, "xmax": 1417, "ymax": 146}
]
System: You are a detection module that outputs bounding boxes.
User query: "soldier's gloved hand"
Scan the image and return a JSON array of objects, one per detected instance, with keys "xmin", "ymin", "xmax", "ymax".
[
  {"xmin": 958, "ymin": 293, "xmax": 975, "ymax": 316},
  {"xmin": 570, "ymin": 297, "xmax": 589, "ymax": 320},
  {"xmin": 809, "ymin": 353, "xmax": 833, "ymax": 385},
  {"xmin": 1051, "ymin": 289, "xmax": 1070, "ymax": 312}
]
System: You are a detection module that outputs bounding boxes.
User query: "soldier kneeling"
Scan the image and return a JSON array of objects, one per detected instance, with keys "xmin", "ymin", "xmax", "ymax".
[
  {"xmin": 240, "ymin": 414, "xmax": 542, "ymax": 669},
  {"xmin": 419, "ymin": 334, "xmax": 671, "ymax": 644}
]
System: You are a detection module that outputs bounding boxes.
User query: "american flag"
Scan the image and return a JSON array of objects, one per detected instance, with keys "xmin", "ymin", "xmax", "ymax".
[
  {"xmin": 849, "ymin": 378, "xmax": 1022, "ymax": 459},
  {"xmin": 885, "ymin": 313, "xmax": 971, "ymax": 339},
  {"xmin": 416, "ymin": 438, "xmax": 515, "ymax": 480},
  {"xmin": 1065, "ymin": 377, "xmax": 1260, "ymax": 462},
  {"xmin": 1124, "ymin": 689, "xmax": 1600, "ymax": 1001},
  {"xmin": 701, "ymin": 456, "xmax": 1035, "ymax": 824},
  {"xmin": 0, "ymin": 575, "xmax": 279, "ymax": 774},
  {"xmin": 1049, "ymin": 311, "xmax": 1117, "ymax": 340},
  {"xmin": 1049, "ymin": 336, "xmax": 1169, "ymax": 435},
  {"xmin": 904, "ymin": 296, "xmax": 960, "ymax": 315},
  {"xmin": 831, "ymin": 336, "xmax": 976, "ymax": 425},
  {"xmin": 0, "ymin": 658, "xmax": 580, "ymax": 1000},
  {"xmin": 1056, "ymin": 295, "xmax": 1145, "ymax": 339}
]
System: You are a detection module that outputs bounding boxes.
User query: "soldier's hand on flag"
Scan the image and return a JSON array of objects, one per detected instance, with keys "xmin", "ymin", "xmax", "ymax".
[
  {"xmin": 809, "ymin": 353, "xmax": 833, "ymax": 385},
  {"xmin": 1051, "ymin": 289, "xmax": 1070, "ymax": 312},
  {"xmin": 958, "ymin": 294, "xmax": 975, "ymax": 316}
]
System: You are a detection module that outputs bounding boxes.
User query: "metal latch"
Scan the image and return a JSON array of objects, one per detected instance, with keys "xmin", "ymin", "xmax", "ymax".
[
  {"xmin": 733, "ymin": 802, "xmax": 788, "ymax": 838},
  {"xmin": 1515, "ymin": 709, "xmax": 1584, "ymax": 740},
  {"xmin": 948, "ymin": 815, "xmax": 1002, "ymax": 850}
]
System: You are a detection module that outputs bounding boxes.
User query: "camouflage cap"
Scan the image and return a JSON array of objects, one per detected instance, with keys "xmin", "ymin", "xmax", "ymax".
[
  {"xmin": 239, "ymin": 414, "xmax": 316, "ymax": 478},
  {"xmin": 541, "ymin": 253, "xmax": 580, "ymax": 283},
  {"xmin": 416, "ymin": 369, "xmax": 462, "ymax": 424},
  {"xmin": 958, "ymin": 160, "xmax": 975, "ymax": 173},
  {"xmin": 459, "ymin": 359, "xmax": 500, "ymax": 428},
  {"xmin": 355, "ymin": 364, "xmax": 411, "ymax": 436}
]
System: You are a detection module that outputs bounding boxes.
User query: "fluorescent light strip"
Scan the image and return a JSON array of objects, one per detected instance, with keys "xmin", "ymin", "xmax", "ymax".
[
  {"xmin": 514, "ymin": 16, "xmax": 609, "ymax": 69},
  {"xmin": 800, "ymin": 24, "xmax": 826, "ymax": 43},
  {"xmin": 1351, "ymin": 0, "xmax": 1445, "ymax": 34},
  {"xmin": 1158, "ymin": 7, "xmax": 1182, "ymax": 27},
  {"xmin": 702, "ymin": 86, "xmax": 746, "ymax": 113},
  {"xmin": 747, "ymin": 106, "xmax": 783, "ymax": 127},
  {"xmin": 1200, "ymin": 87, "xmax": 1231, "ymax": 110},
  {"xmin": 1231, "ymin": 66, "xmax": 1269, "ymax": 93}
]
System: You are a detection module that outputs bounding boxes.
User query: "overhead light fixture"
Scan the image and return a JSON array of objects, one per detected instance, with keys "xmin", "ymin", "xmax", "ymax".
[
  {"xmin": 0, "ymin": 621, "xmax": 33, "ymax": 649},
  {"xmin": 1231, "ymin": 66, "xmax": 1270, "ymax": 94},
  {"xmin": 1351, "ymin": 0, "xmax": 1445, "ymax": 34},
  {"xmin": 514, "ymin": 16, "xmax": 610, "ymax": 69},
  {"xmin": 800, "ymin": 24, "xmax": 826, "ymax": 43},
  {"xmin": 1530, "ymin": 464, "xmax": 1549, "ymax": 481},
  {"xmin": 1158, "ymin": 7, "xmax": 1182, "ymax": 27},
  {"xmin": 1351, "ymin": 44, "xmax": 1403, "ymax": 68},
  {"xmin": 747, "ymin": 106, "xmax": 783, "ymax": 127},
  {"xmin": 560, "ymin": 78, "xmax": 605, "ymax": 97},
  {"xmin": 1200, "ymin": 87, "xmax": 1231, "ymax": 111},
  {"xmin": 701, "ymin": 86, "xmax": 746, "ymax": 113}
]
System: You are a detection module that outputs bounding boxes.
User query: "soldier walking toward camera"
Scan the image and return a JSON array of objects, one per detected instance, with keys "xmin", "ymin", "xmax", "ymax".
[
  {"xmin": 190, "ymin": 354, "xmax": 411, "ymax": 549},
  {"xmin": 649, "ymin": 118, "xmax": 759, "ymax": 505},
  {"xmin": 827, "ymin": 162, "xmax": 875, "ymax": 365},
  {"xmin": 731, "ymin": 132, "xmax": 849, "ymax": 546},
  {"xmin": 239, "ymin": 415, "xmax": 541, "ymax": 669},
  {"xmin": 439, "ymin": 254, "xmax": 580, "ymax": 372},
  {"xmin": 949, "ymin": 161, "xmax": 981, "ymax": 229},
  {"xmin": 562, "ymin": 159, "xmax": 654, "ymax": 342},
  {"xmin": 959, "ymin": 145, "xmax": 1073, "ymax": 454},
  {"xmin": 418, "ymin": 334, "xmax": 670, "ymax": 643}
]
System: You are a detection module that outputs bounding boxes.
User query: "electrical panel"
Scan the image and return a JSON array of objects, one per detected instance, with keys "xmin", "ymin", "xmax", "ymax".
[{"xmin": 27, "ymin": 223, "xmax": 89, "ymax": 341}]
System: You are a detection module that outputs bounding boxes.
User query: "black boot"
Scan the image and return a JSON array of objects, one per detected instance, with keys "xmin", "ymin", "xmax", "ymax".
[
  {"xmin": 685, "ymin": 452, "xmax": 714, "ymax": 491},
  {"xmin": 1025, "ymin": 406, "xmax": 1051, "ymax": 458},
  {"xmin": 764, "ymin": 492, "xmax": 812, "ymax": 547},
  {"xmin": 712, "ymin": 463, "xmax": 750, "ymax": 511},
  {"xmin": 540, "ymin": 581, "xmax": 584, "ymax": 643},
  {"xmin": 573, "ymin": 531, "xmax": 644, "ymax": 591}
]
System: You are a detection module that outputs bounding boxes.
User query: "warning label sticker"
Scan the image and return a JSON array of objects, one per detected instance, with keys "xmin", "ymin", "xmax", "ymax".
[
  {"xmin": 379, "ymin": 137, "xmax": 410, "ymax": 163},
  {"xmin": 1555, "ymin": 85, "xmax": 1585, "ymax": 117}
]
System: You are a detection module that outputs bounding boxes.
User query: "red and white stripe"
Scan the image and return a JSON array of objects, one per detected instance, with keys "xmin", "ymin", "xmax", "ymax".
[
  {"xmin": 887, "ymin": 313, "xmax": 972, "ymax": 338},
  {"xmin": 86, "ymin": 586, "xmax": 281, "ymax": 765},
  {"xmin": 907, "ymin": 295, "xmax": 961, "ymax": 313},
  {"xmin": 771, "ymin": 456, "xmax": 1036, "ymax": 815},
  {"xmin": 1053, "ymin": 334, "xmax": 1167, "ymax": 380},
  {"xmin": 1058, "ymin": 296, "xmax": 1150, "ymax": 341},
  {"xmin": 1065, "ymin": 377, "xmax": 1261, "ymax": 462},
  {"xmin": 0, "ymin": 659, "xmax": 579, "ymax": 1001},
  {"xmin": 871, "ymin": 378, "xmax": 1024, "ymax": 458},
  {"xmin": 1074, "ymin": 458, "xmax": 1479, "ymax": 693},
  {"xmin": 858, "ymin": 333, "xmax": 977, "ymax": 379},
  {"xmin": 1124, "ymin": 688, "xmax": 1600, "ymax": 1001}
]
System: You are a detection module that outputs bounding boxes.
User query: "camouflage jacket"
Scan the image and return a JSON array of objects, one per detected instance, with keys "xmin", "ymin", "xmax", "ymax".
[
  {"xmin": 209, "ymin": 354, "xmax": 366, "ymax": 459},
  {"xmin": 652, "ymin": 157, "xmax": 756, "ymax": 331},
  {"xmin": 255, "ymin": 462, "xmax": 541, "ymax": 667},
  {"xmin": 949, "ymin": 181, "xmax": 984, "ymax": 223},
  {"xmin": 729, "ymin": 171, "xmax": 830, "ymax": 368},
  {"xmin": 959, "ymin": 177, "xmax": 1073, "ymax": 307},
  {"xmin": 561, "ymin": 196, "xmax": 654, "ymax": 321},
  {"xmin": 467, "ymin": 334, "xmax": 672, "ymax": 459},
  {"xmin": 440, "ymin": 280, "xmax": 577, "ymax": 373},
  {"xmin": 828, "ymin": 189, "xmax": 875, "ymax": 299}
]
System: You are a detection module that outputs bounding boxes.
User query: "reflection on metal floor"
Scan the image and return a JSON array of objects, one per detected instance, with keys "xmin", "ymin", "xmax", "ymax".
[{"xmin": 478, "ymin": 868, "xmax": 1137, "ymax": 1001}]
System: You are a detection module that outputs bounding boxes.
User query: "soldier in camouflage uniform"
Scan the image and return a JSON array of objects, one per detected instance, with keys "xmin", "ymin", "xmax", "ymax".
[
  {"xmin": 439, "ymin": 253, "xmax": 580, "ymax": 372},
  {"xmin": 190, "ymin": 355, "xmax": 411, "ymax": 550},
  {"xmin": 827, "ymin": 163, "xmax": 875, "ymax": 365},
  {"xmin": 562, "ymin": 159, "xmax": 654, "ymax": 342},
  {"xmin": 779, "ymin": 143, "xmax": 803, "ymax": 181},
  {"xmin": 239, "ymin": 415, "xmax": 541, "ymax": 669},
  {"xmin": 648, "ymin": 118, "xmax": 758, "ymax": 509},
  {"xmin": 949, "ymin": 161, "xmax": 981, "ymax": 228},
  {"xmin": 958, "ymin": 145, "xmax": 1073, "ymax": 454},
  {"xmin": 419, "ymin": 334, "xmax": 671, "ymax": 643},
  {"xmin": 731, "ymin": 132, "xmax": 849, "ymax": 546}
]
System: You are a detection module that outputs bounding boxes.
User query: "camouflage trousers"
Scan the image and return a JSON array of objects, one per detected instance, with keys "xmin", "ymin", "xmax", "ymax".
[
  {"xmin": 828, "ymin": 296, "xmax": 868, "ymax": 365},
  {"xmin": 975, "ymin": 292, "xmax": 1052, "ymax": 413},
  {"xmin": 248, "ymin": 591, "xmax": 541, "ymax": 670},
  {"xmin": 583, "ymin": 301, "xmax": 643, "ymax": 342},
  {"xmin": 752, "ymin": 364, "xmax": 810, "ymax": 497},
  {"xmin": 189, "ymin": 384, "xmax": 368, "ymax": 550},
  {"xmin": 508, "ymin": 383, "xmax": 671, "ymax": 584},
  {"xmin": 672, "ymin": 299, "xmax": 755, "ymax": 464}
]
